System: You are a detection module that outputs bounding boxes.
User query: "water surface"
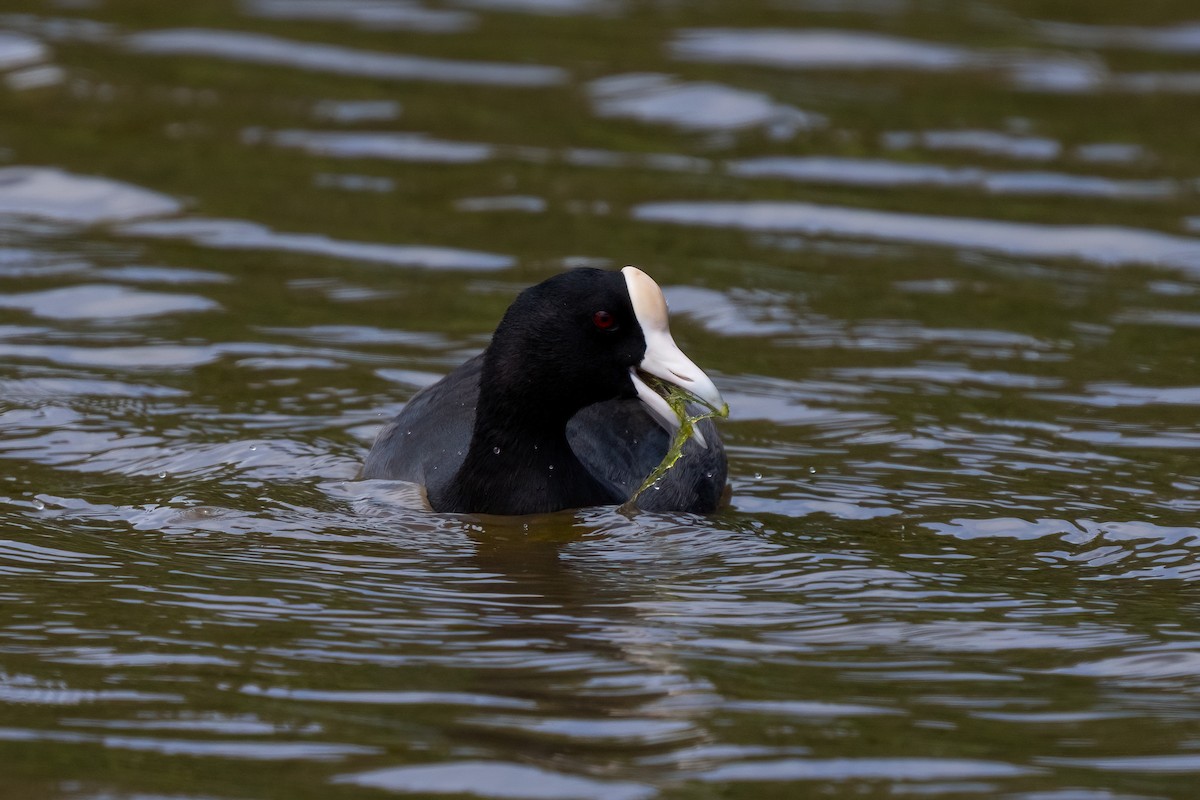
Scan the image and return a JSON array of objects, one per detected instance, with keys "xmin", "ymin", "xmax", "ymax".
[{"xmin": 2, "ymin": 0, "xmax": 1200, "ymax": 798}]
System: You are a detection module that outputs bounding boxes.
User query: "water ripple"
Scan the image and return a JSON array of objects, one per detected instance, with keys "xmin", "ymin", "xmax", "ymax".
[
  {"xmin": 0, "ymin": 167, "xmax": 181, "ymax": 224},
  {"xmin": 126, "ymin": 28, "xmax": 567, "ymax": 86},
  {"xmin": 0, "ymin": 727, "xmax": 379, "ymax": 760},
  {"xmin": 334, "ymin": 761, "xmax": 656, "ymax": 800},
  {"xmin": 633, "ymin": 201, "xmax": 1200, "ymax": 273},
  {"xmin": 589, "ymin": 73, "xmax": 825, "ymax": 134},
  {"xmin": 696, "ymin": 756, "xmax": 1038, "ymax": 782},
  {"xmin": 242, "ymin": 0, "xmax": 476, "ymax": 33},
  {"xmin": 120, "ymin": 217, "xmax": 514, "ymax": 270}
]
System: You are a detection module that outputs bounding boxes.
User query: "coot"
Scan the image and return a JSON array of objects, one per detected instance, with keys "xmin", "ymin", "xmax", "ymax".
[{"xmin": 361, "ymin": 266, "xmax": 727, "ymax": 515}]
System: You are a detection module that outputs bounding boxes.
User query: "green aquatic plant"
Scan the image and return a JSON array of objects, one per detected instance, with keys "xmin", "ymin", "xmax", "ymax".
[{"xmin": 623, "ymin": 377, "xmax": 729, "ymax": 511}]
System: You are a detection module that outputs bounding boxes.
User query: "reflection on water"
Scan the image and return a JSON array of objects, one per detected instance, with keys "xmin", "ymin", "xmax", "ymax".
[
  {"xmin": 0, "ymin": 30, "xmax": 44, "ymax": 74},
  {"xmin": 242, "ymin": 0, "xmax": 477, "ymax": 35},
  {"xmin": 726, "ymin": 156, "xmax": 1178, "ymax": 199},
  {"xmin": 672, "ymin": 25, "xmax": 1200, "ymax": 95},
  {"xmin": 1036, "ymin": 19, "xmax": 1200, "ymax": 53},
  {"xmin": 3, "ymin": 0, "xmax": 1200, "ymax": 798},
  {"xmin": 260, "ymin": 128, "xmax": 496, "ymax": 163},
  {"xmin": 121, "ymin": 217, "xmax": 515, "ymax": 270},
  {"xmin": 588, "ymin": 73, "xmax": 826, "ymax": 134},
  {"xmin": 881, "ymin": 129, "xmax": 1064, "ymax": 161},
  {"xmin": 0, "ymin": 283, "xmax": 219, "ymax": 319},
  {"xmin": 126, "ymin": 28, "xmax": 568, "ymax": 86},
  {"xmin": 671, "ymin": 28, "xmax": 976, "ymax": 70},
  {"xmin": 0, "ymin": 167, "xmax": 180, "ymax": 223},
  {"xmin": 634, "ymin": 200, "xmax": 1200, "ymax": 271}
]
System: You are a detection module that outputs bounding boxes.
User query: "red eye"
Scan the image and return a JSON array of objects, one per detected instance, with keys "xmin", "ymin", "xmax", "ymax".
[{"xmin": 592, "ymin": 310, "xmax": 616, "ymax": 330}]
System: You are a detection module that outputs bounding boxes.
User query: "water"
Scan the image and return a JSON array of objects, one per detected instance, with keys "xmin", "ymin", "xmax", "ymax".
[{"xmin": 2, "ymin": 0, "xmax": 1200, "ymax": 797}]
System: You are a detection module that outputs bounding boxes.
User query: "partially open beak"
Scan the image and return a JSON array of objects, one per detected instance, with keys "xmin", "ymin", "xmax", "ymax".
[{"xmin": 623, "ymin": 266, "xmax": 724, "ymax": 448}]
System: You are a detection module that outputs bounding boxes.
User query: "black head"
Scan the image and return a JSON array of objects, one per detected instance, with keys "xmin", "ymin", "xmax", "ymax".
[
  {"xmin": 437, "ymin": 266, "xmax": 725, "ymax": 514},
  {"xmin": 483, "ymin": 268, "xmax": 646, "ymax": 420}
]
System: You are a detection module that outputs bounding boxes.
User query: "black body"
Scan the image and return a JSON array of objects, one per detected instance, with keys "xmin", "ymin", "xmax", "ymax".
[{"xmin": 361, "ymin": 269, "xmax": 727, "ymax": 514}]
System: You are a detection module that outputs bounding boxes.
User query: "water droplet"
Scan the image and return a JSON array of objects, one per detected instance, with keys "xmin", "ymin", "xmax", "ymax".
[
  {"xmin": 493, "ymin": 446, "xmax": 501, "ymax": 455},
  {"xmin": 754, "ymin": 472, "xmax": 763, "ymax": 480},
  {"xmin": 158, "ymin": 472, "xmax": 167, "ymax": 479},
  {"xmin": 808, "ymin": 467, "xmax": 816, "ymax": 474},
  {"xmin": 705, "ymin": 471, "xmax": 713, "ymax": 478},
  {"xmin": 548, "ymin": 464, "xmax": 554, "ymax": 471},
  {"xmin": 249, "ymin": 444, "xmax": 257, "ymax": 451},
  {"xmin": 31, "ymin": 498, "xmax": 45, "ymax": 511}
]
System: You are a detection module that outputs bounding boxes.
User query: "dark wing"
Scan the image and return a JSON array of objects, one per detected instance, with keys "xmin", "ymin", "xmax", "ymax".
[
  {"xmin": 362, "ymin": 352, "xmax": 728, "ymax": 513},
  {"xmin": 360, "ymin": 353, "xmax": 481, "ymax": 503},
  {"xmin": 568, "ymin": 400, "xmax": 727, "ymax": 513}
]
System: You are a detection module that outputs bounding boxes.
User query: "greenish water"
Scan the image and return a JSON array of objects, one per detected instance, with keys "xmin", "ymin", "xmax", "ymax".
[{"xmin": 2, "ymin": 1, "xmax": 1200, "ymax": 798}]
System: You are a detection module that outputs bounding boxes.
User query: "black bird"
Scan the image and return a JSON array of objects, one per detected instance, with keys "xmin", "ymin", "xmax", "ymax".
[{"xmin": 361, "ymin": 266, "xmax": 727, "ymax": 515}]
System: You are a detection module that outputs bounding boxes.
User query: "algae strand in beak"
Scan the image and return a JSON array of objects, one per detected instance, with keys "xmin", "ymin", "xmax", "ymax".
[{"xmin": 621, "ymin": 379, "xmax": 729, "ymax": 512}]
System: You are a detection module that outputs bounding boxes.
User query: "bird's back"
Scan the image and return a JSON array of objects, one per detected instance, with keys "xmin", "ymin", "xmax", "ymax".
[{"xmin": 360, "ymin": 354, "xmax": 481, "ymax": 502}]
